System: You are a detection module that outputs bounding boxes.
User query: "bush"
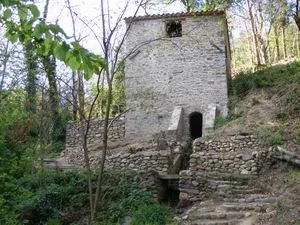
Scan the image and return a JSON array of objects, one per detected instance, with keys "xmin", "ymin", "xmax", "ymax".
[
  {"xmin": 231, "ymin": 61, "xmax": 300, "ymax": 98},
  {"xmin": 99, "ymin": 170, "xmax": 170, "ymax": 225},
  {"xmin": 16, "ymin": 170, "xmax": 89, "ymax": 224},
  {"xmin": 214, "ymin": 116, "xmax": 232, "ymax": 129},
  {"xmin": 265, "ymin": 129, "xmax": 286, "ymax": 146}
]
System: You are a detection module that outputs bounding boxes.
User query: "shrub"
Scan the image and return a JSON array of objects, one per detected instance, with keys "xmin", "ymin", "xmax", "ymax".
[
  {"xmin": 265, "ymin": 129, "xmax": 286, "ymax": 146},
  {"xmin": 214, "ymin": 116, "xmax": 232, "ymax": 129}
]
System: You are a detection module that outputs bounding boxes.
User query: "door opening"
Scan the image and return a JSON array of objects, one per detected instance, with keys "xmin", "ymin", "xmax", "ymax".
[{"xmin": 189, "ymin": 112, "xmax": 203, "ymax": 139}]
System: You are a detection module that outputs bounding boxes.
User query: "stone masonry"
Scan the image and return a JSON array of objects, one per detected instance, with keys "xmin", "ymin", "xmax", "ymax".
[
  {"xmin": 124, "ymin": 10, "xmax": 231, "ymax": 140},
  {"xmin": 61, "ymin": 118, "xmax": 126, "ymax": 165},
  {"xmin": 179, "ymin": 134, "xmax": 272, "ymax": 203}
]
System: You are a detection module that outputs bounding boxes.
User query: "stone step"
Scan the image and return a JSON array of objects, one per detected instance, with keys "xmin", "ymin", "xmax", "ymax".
[
  {"xmin": 229, "ymin": 188, "xmax": 263, "ymax": 194},
  {"xmin": 216, "ymin": 189, "xmax": 265, "ymax": 198},
  {"xmin": 208, "ymin": 180, "xmax": 245, "ymax": 186},
  {"xmin": 190, "ymin": 219, "xmax": 243, "ymax": 225},
  {"xmin": 216, "ymin": 184, "xmax": 256, "ymax": 190},
  {"xmin": 221, "ymin": 202, "xmax": 271, "ymax": 212},
  {"xmin": 223, "ymin": 196, "xmax": 277, "ymax": 204},
  {"xmin": 193, "ymin": 211, "xmax": 252, "ymax": 220},
  {"xmin": 205, "ymin": 172, "xmax": 251, "ymax": 182}
]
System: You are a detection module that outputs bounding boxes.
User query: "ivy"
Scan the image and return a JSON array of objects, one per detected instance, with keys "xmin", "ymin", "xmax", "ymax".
[{"xmin": 0, "ymin": 0, "xmax": 106, "ymax": 80}]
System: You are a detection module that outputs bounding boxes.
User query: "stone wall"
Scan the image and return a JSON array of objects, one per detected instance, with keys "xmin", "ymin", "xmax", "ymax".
[
  {"xmin": 179, "ymin": 134, "xmax": 272, "ymax": 203},
  {"xmin": 65, "ymin": 117, "xmax": 125, "ymax": 149},
  {"xmin": 62, "ymin": 118, "xmax": 126, "ymax": 165},
  {"xmin": 190, "ymin": 135, "xmax": 269, "ymax": 174},
  {"xmin": 107, "ymin": 150, "xmax": 170, "ymax": 174},
  {"xmin": 124, "ymin": 12, "xmax": 229, "ymax": 140}
]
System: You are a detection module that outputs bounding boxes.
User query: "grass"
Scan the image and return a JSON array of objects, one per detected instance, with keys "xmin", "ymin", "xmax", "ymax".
[
  {"xmin": 227, "ymin": 61, "xmax": 300, "ymax": 146},
  {"xmin": 288, "ymin": 169, "xmax": 300, "ymax": 183},
  {"xmin": 231, "ymin": 61, "xmax": 300, "ymax": 99}
]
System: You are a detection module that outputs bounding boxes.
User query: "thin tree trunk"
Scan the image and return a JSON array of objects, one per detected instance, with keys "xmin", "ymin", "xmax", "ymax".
[
  {"xmin": 274, "ymin": 25, "xmax": 280, "ymax": 61},
  {"xmin": 41, "ymin": 55, "xmax": 61, "ymax": 142},
  {"xmin": 92, "ymin": 71, "xmax": 112, "ymax": 220},
  {"xmin": 247, "ymin": 0, "xmax": 261, "ymax": 66},
  {"xmin": 24, "ymin": 42, "xmax": 38, "ymax": 113},
  {"xmin": 72, "ymin": 71, "xmax": 78, "ymax": 120},
  {"xmin": 0, "ymin": 40, "xmax": 10, "ymax": 90},
  {"xmin": 282, "ymin": 26, "xmax": 287, "ymax": 59},
  {"xmin": 298, "ymin": 31, "xmax": 300, "ymax": 57}
]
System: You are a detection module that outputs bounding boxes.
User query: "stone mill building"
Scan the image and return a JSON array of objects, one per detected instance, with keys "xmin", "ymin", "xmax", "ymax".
[{"xmin": 124, "ymin": 10, "xmax": 231, "ymax": 141}]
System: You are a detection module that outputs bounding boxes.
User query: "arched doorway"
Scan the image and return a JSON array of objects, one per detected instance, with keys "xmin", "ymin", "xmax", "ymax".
[{"xmin": 189, "ymin": 112, "xmax": 203, "ymax": 139}]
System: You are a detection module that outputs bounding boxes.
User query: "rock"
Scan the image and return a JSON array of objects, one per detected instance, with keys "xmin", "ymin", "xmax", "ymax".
[
  {"xmin": 182, "ymin": 215, "xmax": 188, "ymax": 220},
  {"xmin": 192, "ymin": 181, "xmax": 199, "ymax": 186},
  {"xmin": 241, "ymin": 169, "xmax": 250, "ymax": 174},
  {"xmin": 251, "ymin": 166, "xmax": 257, "ymax": 172},
  {"xmin": 245, "ymin": 212, "xmax": 252, "ymax": 217},
  {"xmin": 252, "ymin": 151, "xmax": 258, "ymax": 158},
  {"xmin": 121, "ymin": 216, "xmax": 132, "ymax": 225}
]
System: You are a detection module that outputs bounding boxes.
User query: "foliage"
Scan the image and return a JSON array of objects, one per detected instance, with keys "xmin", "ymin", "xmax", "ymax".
[
  {"xmin": 214, "ymin": 115, "xmax": 232, "ymax": 129},
  {"xmin": 90, "ymin": 61, "xmax": 126, "ymax": 118},
  {"xmin": 1, "ymin": 166, "xmax": 171, "ymax": 225},
  {"xmin": 288, "ymin": 168, "xmax": 300, "ymax": 183},
  {"xmin": 231, "ymin": 61, "xmax": 300, "ymax": 98},
  {"xmin": 0, "ymin": 91, "xmax": 38, "ymax": 225},
  {"xmin": 98, "ymin": 170, "xmax": 170, "ymax": 225},
  {"xmin": 164, "ymin": 0, "xmax": 235, "ymax": 12},
  {"xmin": 0, "ymin": 1, "xmax": 106, "ymax": 80},
  {"xmin": 265, "ymin": 128, "xmax": 287, "ymax": 146},
  {"xmin": 15, "ymin": 170, "xmax": 89, "ymax": 225}
]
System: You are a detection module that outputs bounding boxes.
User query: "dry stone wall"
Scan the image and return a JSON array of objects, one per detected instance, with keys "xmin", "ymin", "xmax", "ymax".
[
  {"xmin": 106, "ymin": 150, "xmax": 172, "ymax": 174},
  {"xmin": 190, "ymin": 135, "xmax": 270, "ymax": 174},
  {"xmin": 179, "ymin": 134, "xmax": 272, "ymax": 203},
  {"xmin": 62, "ymin": 118, "xmax": 125, "ymax": 165},
  {"xmin": 65, "ymin": 118, "xmax": 125, "ymax": 148}
]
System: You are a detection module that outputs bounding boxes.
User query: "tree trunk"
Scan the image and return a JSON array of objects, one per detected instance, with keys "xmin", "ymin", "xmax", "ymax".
[
  {"xmin": 247, "ymin": 0, "xmax": 261, "ymax": 66},
  {"xmin": 0, "ymin": 40, "xmax": 10, "ymax": 90},
  {"xmin": 274, "ymin": 25, "xmax": 280, "ymax": 61},
  {"xmin": 24, "ymin": 42, "xmax": 38, "ymax": 113},
  {"xmin": 92, "ymin": 70, "xmax": 112, "ymax": 220},
  {"xmin": 41, "ymin": 55, "xmax": 61, "ymax": 144},
  {"xmin": 294, "ymin": 0, "xmax": 300, "ymax": 31},
  {"xmin": 282, "ymin": 26, "xmax": 287, "ymax": 59},
  {"xmin": 72, "ymin": 71, "xmax": 78, "ymax": 120},
  {"xmin": 298, "ymin": 31, "xmax": 300, "ymax": 57}
]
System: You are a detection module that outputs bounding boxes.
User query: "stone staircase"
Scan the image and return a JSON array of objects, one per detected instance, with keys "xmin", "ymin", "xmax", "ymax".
[{"xmin": 179, "ymin": 174, "xmax": 277, "ymax": 225}]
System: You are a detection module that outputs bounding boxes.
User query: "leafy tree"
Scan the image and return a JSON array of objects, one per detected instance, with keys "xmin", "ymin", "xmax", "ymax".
[{"xmin": 164, "ymin": 0, "xmax": 235, "ymax": 11}]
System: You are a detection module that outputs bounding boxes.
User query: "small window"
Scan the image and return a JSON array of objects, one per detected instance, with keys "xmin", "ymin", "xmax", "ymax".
[{"xmin": 165, "ymin": 21, "xmax": 182, "ymax": 38}]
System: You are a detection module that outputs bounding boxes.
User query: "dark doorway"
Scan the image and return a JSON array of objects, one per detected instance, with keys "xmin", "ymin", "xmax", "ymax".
[
  {"xmin": 189, "ymin": 112, "xmax": 203, "ymax": 139},
  {"xmin": 159, "ymin": 178, "xmax": 180, "ymax": 207}
]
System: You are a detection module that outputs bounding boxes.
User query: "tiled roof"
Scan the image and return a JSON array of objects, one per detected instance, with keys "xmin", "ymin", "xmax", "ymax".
[{"xmin": 125, "ymin": 9, "xmax": 225, "ymax": 22}]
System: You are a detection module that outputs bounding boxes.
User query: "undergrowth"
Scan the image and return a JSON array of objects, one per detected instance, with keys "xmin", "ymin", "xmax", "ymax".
[
  {"xmin": 219, "ymin": 61, "xmax": 300, "ymax": 147},
  {"xmin": 0, "ymin": 169, "xmax": 171, "ymax": 225}
]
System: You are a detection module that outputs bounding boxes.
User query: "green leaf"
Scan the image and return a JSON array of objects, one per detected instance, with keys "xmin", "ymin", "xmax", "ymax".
[
  {"xmin": 3, "ymin": 9, "xmax": 12, "ymax": 20},
  {"xmin": 67, "ymin": 55, "xmax": 81, "ymax": 71},
  {"xmin": 18, "ymin": 6, "xmax": 28, "ymax": 21},
  {"xmin": 33, "ymin": 22, "xmax": 47, "ymax": 38},
  {"xmin": 53, "ymin": 42, "xmax": 69, "ymax": 61},
  {"xmin": 28, "ymin": 4, "xmax": 40, "ymax": 19},
  {"xmin": 49, "ymin": 24, "xmax": 63, "ymax": 34},
  {"xmin": 4, "ymin": 32, "xmax": 18, "ymax": 43},
  {"xmin": 43, "ymin": 38, "xmax": 53, "ymax": 55},
  {"xmin": 71, "ymin": 41, "xmax": 81, "ymax": 50},
  {"xmin": 82, "ymin": 56, "xmax": 94, "ymax": 80},
  {"xmin": 83, "ymin": 65, "xmax": 93, "ymax": 80}
]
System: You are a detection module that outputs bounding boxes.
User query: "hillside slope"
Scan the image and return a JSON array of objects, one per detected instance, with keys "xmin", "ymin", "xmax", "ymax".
[
  {"xmin": 215, "ymin": 61, "xmax": 300, "ymax": 153},
  {"xmin": 209, "ymin": 61, "xmax": 300, "ymax": 225}
]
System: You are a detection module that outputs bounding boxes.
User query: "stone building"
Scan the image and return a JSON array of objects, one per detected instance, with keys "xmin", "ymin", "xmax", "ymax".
[{"xmin": 124, "ymin": 10, "xmax": 231, "ymax": 141}]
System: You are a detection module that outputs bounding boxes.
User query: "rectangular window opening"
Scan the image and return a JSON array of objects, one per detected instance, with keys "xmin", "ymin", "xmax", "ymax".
[{"xmin": 166, "ymin": 21, "xmax": 182, "ymax": 38}]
